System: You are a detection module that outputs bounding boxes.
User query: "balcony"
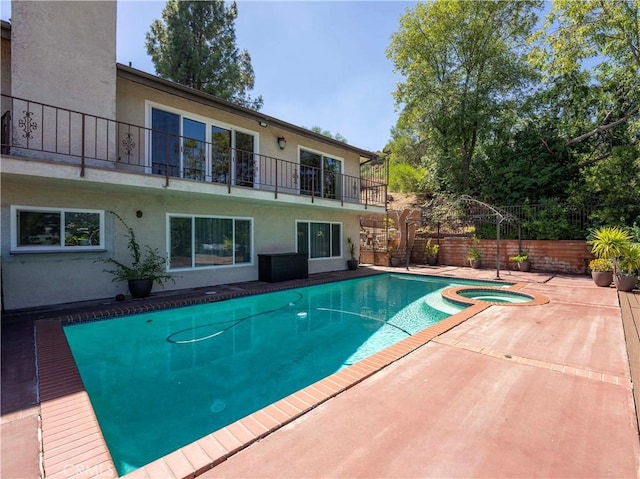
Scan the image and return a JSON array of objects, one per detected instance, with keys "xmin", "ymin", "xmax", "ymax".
[{"xmin": 1, "ymin": 94, "xmax": 387, "ymax": 208}]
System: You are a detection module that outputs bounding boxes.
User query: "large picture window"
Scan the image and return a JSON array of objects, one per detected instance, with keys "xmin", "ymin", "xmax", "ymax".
[
  {"xmin": 296, "ymin": 221, "xmax": 341, "ymax": 259},
  {"xmin": 11, "ymin": 206, "xmax": 104, "ymax": 252},
  {"xmin": 169, "ymin": 214, "xmax": 252, "ymax": 270}
]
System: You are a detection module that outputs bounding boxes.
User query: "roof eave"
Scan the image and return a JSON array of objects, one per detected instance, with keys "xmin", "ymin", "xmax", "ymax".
[{"xmin": 116, "ymin": 63, "xmax": 377, "ymax": 159}]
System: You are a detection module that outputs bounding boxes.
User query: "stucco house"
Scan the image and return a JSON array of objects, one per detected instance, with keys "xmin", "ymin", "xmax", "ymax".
[{"xmin": 0, "ymin": 1, "xmax": 386, "ymax": 310}]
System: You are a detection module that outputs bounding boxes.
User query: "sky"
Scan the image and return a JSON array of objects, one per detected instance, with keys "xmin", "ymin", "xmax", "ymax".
[{"xmin": 1, "ymin": 0, "xmax": 415, "ymax": 152}]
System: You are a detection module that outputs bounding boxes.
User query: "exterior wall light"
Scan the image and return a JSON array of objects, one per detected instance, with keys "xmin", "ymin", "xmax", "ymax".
[
  {"xmin": 258, "ymin": 120, "xmax": 268, "ymax": 128},
  {"xmin": 277, "ymin": 137, "xmax": 286, "ymax": 150}
]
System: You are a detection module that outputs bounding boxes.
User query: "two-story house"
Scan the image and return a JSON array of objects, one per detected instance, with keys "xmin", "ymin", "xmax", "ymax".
[{"xmin": 0, "ymin": 1, "xmax": 386, "ymax": 310}]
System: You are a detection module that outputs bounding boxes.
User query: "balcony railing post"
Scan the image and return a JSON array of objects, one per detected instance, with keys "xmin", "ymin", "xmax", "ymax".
[
  {"xmin": 8, "ymin": 109, "xmax": 12, "ymax": 152},
  {"xmin": 80, "ymin": 113, "xmax": 85, "ymax": 177},
  {"xmin": 164, "ymin": 133, "xmax": 169, "ymax": 188},
  {"xmin": 365, "ymin": 179, "xmax": 369, "ymax": 209},
  {"xmin": 0, "ymin": 109, "xmax": 11, "ymax": 155},
  {"xmin": 227, "ymin": 148, "xmax": 232, "ymax": 194},
  {"xmin": 275, "ymin": 157, "xmax": 278, "ymax": 199}
]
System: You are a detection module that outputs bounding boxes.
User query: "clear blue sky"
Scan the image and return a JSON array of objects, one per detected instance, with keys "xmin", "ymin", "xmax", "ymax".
[{"xmin": 1, "ymin": 0, "xmax": 414, "ymax": 152}]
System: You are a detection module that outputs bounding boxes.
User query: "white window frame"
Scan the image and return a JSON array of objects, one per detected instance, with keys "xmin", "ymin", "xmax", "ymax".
[
  {"xmin": 10, "ymin": 205, "xmax": 105, "ymax": 253},
  {"xmin": 166, "ymin": 213, "xmax": 254, "ymax": 271},
  {"xmin": 145, "ymin": 101, "xmax": 260, "ymax": 184},
  {"xmin": 296, "ymin": 220, "xmax": 343, "ymax": 260}
]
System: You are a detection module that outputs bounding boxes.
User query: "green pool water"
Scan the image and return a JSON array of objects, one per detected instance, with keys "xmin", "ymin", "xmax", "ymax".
[{"xmin": 63, "ymin": 273, "xmax": 503, "ymax": 475}]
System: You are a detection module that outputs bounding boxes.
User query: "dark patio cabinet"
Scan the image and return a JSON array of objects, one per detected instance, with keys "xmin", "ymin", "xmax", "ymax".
[{"xmin": 258, "ymin": 253, "xmax": 308, "ymax": 282}]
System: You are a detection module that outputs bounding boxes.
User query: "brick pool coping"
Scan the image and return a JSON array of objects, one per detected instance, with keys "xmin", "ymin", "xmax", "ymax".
[
  {"xmin": 440, "ymin": 284, "xmax": 550, "ymax": 307},
  {"xmin": 36, "ymin": 273, "xmax": 536, "ymax": 479}
]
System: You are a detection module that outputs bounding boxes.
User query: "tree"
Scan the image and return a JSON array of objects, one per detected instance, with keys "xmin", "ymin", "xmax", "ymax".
[
  {"xmin": 475, "ymin": 119, "xmax": 574, "ymax": 205},
  {"xmin": 146, "ymin": 0, "xmax": 263, "ymax": 110},
  {"xmin": 529, "ymin": 0, "xmax": 640, "ymax": 225},
  {"xmin": 308, "ymin": 126, "xmax": 348, "ymax": 143},
  {"xmin": 387, "ymin": 0, "xmax": 542, "ymax": 194},
  {"xmin": 530, "ymin": 0, "xmax": 640, "ymax": 144},
  {"xmin": 384, "ymin": 125, "xmax": 439, "ymax": 196}
]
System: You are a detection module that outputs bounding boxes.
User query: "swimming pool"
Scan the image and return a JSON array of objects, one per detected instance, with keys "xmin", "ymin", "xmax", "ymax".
[{"xmin": 63, "ymin": 273, "xmax": 505, "ymax": 475}]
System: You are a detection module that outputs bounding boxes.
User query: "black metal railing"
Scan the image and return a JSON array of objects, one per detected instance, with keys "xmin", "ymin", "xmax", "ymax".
[
  {"xmin": 420, "ymin": 202, "xmax": 598, "ymax": 240},
  {"xmin": 1, "ymin": 94, "xmax": 386, "ymax": 208}
]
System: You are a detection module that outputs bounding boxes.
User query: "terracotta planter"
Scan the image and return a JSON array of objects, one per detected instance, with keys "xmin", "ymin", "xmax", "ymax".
[
  {"xmin": 614, "ymin": 274, "xmax": 637, "ymax": 292},
  {"xmin": 518, "ymin": 260, "xmax": 531, "ymax": 272},
  {"xmin": 591, "ymin": 271, "xmax": 613, "ymax": 287},
  {"xmin": 128, "ymin": 279, "xmax": 154, "ymax": 298}
]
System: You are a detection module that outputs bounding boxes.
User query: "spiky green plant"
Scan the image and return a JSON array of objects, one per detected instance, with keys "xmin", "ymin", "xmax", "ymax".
[
  {"xmin": 618, "ymin": 243, "xmax": 640, "ymax": 277},
  {"xmin": 424, "ymin": 239, "xmax": 439, "ymax": 257},
  {"xmin": 509, "ymin": 250, "xmax": 529, "ymax": 263},
  {"xmin": 467, "ymin": 235, "xmax": 481, "ymax": 261},
  {"xmin": 587, "ymin": 226, "xmax": 633, "ymax": 274},
  {"xmin": 347, "ymin": 237, "xmax": 357, "ymax": 260}
]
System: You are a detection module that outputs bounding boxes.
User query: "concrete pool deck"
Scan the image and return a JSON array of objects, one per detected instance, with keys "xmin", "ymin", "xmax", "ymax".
[{"xmin": 2, "ymin": 266, "xmax": 639, "ymax": 478}]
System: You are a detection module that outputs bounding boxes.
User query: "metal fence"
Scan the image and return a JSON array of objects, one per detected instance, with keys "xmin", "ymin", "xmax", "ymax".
[
  {"xmin": 420, "ymin": 202, "xmax": 597, "ymax": 240},
  {"xmin": 1, "ymin": 94, "xmax": 387, "ymax": 208}
]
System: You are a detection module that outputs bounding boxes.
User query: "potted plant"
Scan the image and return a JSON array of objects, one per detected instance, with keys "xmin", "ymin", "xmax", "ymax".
[
  {"xmin": 509, "ymin": 250, "xmax": 531, "ymax": 272},
  {"xmin": 615, "ymin": 243, "xmax": 640, "ymax": 292},
  {"xmin": 98, "ymin": 212, "xmax": 174, "ymax": 298},
  {"xmin": 346, "ymin": 237, "xmax": 359, "ymax": 270},
  {"xmin": 386, "ymin": 217, "xmax": 399, "ymax": 251},
  {"xmin": 467, "ymin": 236, "xmax": 481, "ymax": 269},
  {"xmin": 424, "ymin": 239, "xmax": 439, "ymax": 266},
  {"xmin": 588, "ymin": 258, "xmax": 613, "ymax": 287},
  {"xmin": 389, "ymin": 245, "xmax": 402, "ymax": 267},
  {"xmin": 587, "ymin": 225, "xmax": 636, "ymax": 291}
]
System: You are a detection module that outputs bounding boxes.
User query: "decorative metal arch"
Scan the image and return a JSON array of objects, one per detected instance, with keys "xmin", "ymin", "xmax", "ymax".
[{"xmin": 422, "ymin": 195, "xmax": 520, "ymax": 279}]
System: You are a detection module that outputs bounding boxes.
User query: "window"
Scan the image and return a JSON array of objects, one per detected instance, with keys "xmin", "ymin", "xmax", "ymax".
[
  {"xmin": 11, "ymin": 206, "xmax": 104, "ymax": 252},
  {"xmin": 299, "ymin": 148, "xmax": 343, "ymax": 199},
  {"xmin": 296, "ymin": 221, "xmax": 341, "ymax": 259},
  {"xmin": 151, "ymin": 108, "xmax": 180, "ymax": 177},
  {"xmin": 183, "ymin": 118, "xmax": 207, "ymax": 180},
  {"xmin": 149, "ymin": 103, "xmax": 257, "ymax": 185},
  {"xmin": 211, "ymin": 125, "xmax": 231, "ymax": 183},
  {"xmin": 235, "ymin": 131, "xmax": 255, "ymax": 187},
  {"xmin": 168, "ymin": 214, "xmax": 252, "ymax": 270}
]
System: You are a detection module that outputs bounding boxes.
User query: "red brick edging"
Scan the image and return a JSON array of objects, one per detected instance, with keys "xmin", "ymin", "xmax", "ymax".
[
  {"xmin": 36, "ymin": 321, "xmax": 115, "ymax": 479},
  {"xmin": 36, "ymin": 274, "xmax": 503, "ymax": 479}
]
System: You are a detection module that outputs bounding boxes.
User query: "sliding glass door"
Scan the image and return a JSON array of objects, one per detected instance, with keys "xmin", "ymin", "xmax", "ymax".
[
  {"xmin": 323, "ymin": 156, "xmax": 341, "ymax": 199},
  {"xmin": 150, "ymin": 105, "xmax": 257, "ymax": 186},
  {"xmin": 235, "ymin": 131, "xmax": 255, "ymax": 187},
  {"xmin": 151, "ymin": 108, "xmax": 180, "ymax": 176},
  {"xmin": 299, "ymin": 149, "xmax": 342, "ymax": 199},
  {"xmin": 183, "ymin": 118, "xmax": 206, "ymax": 180},
  {"xmin": 211, "ymin": 125, "xmax": 231, "ymax": 184},
  {"xmin": 300, "ymin": 150, "xmax": 322, "ymax": 196}
]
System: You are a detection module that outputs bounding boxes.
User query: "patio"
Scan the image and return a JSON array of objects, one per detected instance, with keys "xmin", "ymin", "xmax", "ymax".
[{"xmin": 2, "ymin": 266, "xmax": 639, "ymax": 478}]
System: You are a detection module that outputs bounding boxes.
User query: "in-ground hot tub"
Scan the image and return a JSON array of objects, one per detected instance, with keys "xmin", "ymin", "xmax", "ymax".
[{"xmin": 442, "ymin": 286, "xmax": 549, "ymax": 307}]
